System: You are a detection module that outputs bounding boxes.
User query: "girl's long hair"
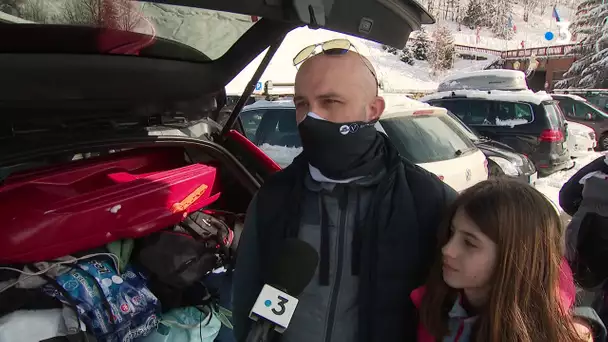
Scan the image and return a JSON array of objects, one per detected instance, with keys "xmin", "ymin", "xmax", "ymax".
[{"xmin": 419, "ymin": 179, "xmax": 583, "ymax": 341}]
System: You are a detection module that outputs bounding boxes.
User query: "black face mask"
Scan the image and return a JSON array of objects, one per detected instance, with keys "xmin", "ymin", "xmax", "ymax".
[{"xmin": 297, "ymin": 114, "xmax": 385, "ymax": 180}]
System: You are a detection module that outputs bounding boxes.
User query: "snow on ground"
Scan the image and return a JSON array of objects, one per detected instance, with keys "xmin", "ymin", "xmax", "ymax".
[
  {"xmin": 258, "ymin": 144, "xmax": 301, "ymax": 168},
  {"xmin": 226, "ymin": 27, "xmax": 499, "ymax": 95},
  {"xmin": 421, "ymin": 3, "xmax": 578, "ymax": 50}
]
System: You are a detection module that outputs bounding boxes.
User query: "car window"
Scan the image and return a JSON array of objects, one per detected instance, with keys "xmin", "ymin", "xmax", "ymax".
[
  {"xmin": 544, "ymin": 103, "xmax": 563, "ymax": 128},
  {"xmin": 380, "ymin": 114, "xmax": 475, "ymax": 164},
  {"xmin": 239, "ymin": 108, "xmax": 301, "ymax": 147},
  {"xmin": 240, "ymin": 110, "xmax": 265, "ymax": 140},
  {"xmin": 556, "ymin": 98, "xmax": 576, "ymax": 118},
  {"xmin": 435, "ymin": 99, "xmax": 533, "ymax": 127},
  {"xmin": 2, "ymin": 3, "xmax": 256, "ymax": 61}
]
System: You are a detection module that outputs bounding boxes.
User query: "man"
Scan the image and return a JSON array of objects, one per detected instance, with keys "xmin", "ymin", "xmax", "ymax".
[{"xmin": 232, "ymin": 42, "xmax": 458, "ymax": 342}]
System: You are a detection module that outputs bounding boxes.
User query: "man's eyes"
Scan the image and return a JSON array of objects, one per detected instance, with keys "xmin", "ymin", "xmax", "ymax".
[{"xmin": 323, "ymin": 99, "xmax": 341, "ymax": 105}]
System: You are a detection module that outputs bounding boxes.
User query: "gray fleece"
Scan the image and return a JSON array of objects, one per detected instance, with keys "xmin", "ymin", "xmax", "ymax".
[
  {"xmin": 232, "ymin": 169, "xmax": 385, "ymax": 342},
  {"xmin": 566, "ymin": 176, "xmax": 608, "ymax": 262}
]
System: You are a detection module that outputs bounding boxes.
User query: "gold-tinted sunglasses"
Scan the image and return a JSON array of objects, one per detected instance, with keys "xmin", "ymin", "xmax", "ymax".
[{"xmin": 293, "ymin": 39, "xmax": 379, "ymax": 93}]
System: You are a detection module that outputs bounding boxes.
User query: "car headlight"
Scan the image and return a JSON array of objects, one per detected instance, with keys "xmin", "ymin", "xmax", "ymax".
[{"xmin": 487, "ymin": 156, "xmax": 520, "ymax": 177}]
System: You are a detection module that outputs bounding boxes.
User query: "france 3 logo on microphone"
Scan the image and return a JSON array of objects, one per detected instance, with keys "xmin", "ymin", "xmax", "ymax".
[{"xmin": 250, "ymin": 284, "xmax": 299, "ymax": 332}]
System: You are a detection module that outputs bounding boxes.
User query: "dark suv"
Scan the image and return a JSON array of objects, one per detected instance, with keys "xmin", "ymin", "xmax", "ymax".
[
  {"xmin": 552, "ymin": 94, "xmax": 608, "ymax": 150},
  {"xmin": 423, "ymin": 93, "xmax": 571, "ymax": 176}
]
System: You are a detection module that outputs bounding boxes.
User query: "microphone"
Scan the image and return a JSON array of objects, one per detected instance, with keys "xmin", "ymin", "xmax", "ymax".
[{"xmin": 246, "ymin": 238, "xmax": 319, "ymax": 342}]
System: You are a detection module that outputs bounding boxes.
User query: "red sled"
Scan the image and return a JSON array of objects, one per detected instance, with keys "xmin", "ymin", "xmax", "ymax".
[{"xmin": 0, "ymin": 148, "xmax": 221, "ymax": 263}]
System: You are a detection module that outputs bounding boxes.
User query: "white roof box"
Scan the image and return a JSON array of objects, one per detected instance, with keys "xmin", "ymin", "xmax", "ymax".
[{"xmin": 437, "ymin": 70, "xmax": 529, "ymax": 92}]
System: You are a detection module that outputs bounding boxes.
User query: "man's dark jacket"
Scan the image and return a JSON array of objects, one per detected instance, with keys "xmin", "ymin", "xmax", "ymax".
[{"xmin": 232, "ymin": 137, "xmax": 457, "ymax": 342}]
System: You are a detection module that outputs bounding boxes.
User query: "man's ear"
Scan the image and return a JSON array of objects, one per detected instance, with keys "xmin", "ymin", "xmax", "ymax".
[{"xmin": 367, "ymin": 96, "xmax": 385, "ymax": 122}]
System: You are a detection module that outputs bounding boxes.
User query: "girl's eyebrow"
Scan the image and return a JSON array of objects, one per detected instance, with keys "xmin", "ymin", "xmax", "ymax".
[{"xmin": 461, "ymin": 230, "xmax": 481, "ymax": 242}]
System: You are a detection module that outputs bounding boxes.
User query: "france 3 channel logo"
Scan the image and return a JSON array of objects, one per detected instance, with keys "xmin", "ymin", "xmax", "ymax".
[{"xmin": 544, "ymin": 7, "xmax": 571, "ymax": 44}]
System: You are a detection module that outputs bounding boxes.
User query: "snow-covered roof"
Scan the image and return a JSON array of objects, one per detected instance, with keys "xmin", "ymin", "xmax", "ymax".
[
  {"xmin": 420, "ymin": 89, "xmax": 554, "ymax": 105},
  {"xmin": 552, "ymin": 94, "xmax": 589, "ymax": 103},
  {"xmin": 438, "ymin": 70, "xmax": 528, "ymax": 92},
  {"xmin": 242, "ymin": 99, "xmax": 295, "ymax": 111}
]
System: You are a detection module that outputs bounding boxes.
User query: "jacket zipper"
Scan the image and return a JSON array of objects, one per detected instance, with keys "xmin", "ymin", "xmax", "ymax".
[{"xmin": 323, "ymin": 187, "xmax": 349, "ymax": 342}]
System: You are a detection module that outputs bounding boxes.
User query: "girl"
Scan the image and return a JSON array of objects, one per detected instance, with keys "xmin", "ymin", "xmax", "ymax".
[{"xmin": 411, "ymin": 178, "xmax": 590, "ymax": 341}]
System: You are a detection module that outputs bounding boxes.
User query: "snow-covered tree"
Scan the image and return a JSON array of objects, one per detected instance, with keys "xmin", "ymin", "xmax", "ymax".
[
  {"xmin": 557, "ymin": 0, "xmax": 608, "ymax": 88},
  {"xmin": 462, "ymin": 0, "xmax": 484, "ymax": 29},
  {"xmin": 400, "ymin": 45, "xmax": 415, "ymax": 65},
  {"xmin": 413, "ymin": 27, "xmax": 431, "ymax": 60},
  {"xmin": 490, "ymin": 0, "xmax": 515, "ymax": 39},
  {"xmin": 60, "ymin": 0, "xmax": 142, "ymax": 30},
  {"xmin": 0, "ymin": 0, "xmax": 24, "ymax": 16},
  {"xmin": 430, "ymin": 25, "xmax": 456, "ymax": 73}
]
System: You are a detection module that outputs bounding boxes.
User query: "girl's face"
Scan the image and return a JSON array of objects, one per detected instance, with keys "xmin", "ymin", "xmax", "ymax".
[{"xmin": 442, "ymin": 207, "xmax": 497, "ymax": 293}]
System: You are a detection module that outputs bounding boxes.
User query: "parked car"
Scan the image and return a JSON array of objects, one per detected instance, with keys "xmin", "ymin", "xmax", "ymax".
[
  {"xmin": 240, "ymin": 97, "xmax": 488, "ymax": 192},
  {"xmin": 552, "ymin": 93, "xmax": 608, "ymax": 150},
  {"xmin": 0, "ymin": 1, "xmax": 433, "ymax": 341},
  {"xmin": 422, "ymin": 70, "xmax": 571, "ymax": 176},
  {"xmin": 444, "ymin": 111, "xmax": 538, "ymax": 184},
  {"xmin": 553, "ymin": 89, "xmax": 608, "ymax": 111},
  {"xmin": 564, "ymin": 120, "xmax": 597, "ymax": 157}
]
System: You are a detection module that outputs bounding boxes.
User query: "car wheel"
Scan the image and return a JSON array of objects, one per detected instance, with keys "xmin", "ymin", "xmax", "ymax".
[
  {"xmin": 488, "ymin": 162, "xmax": 505, "ymax": 178},
  {"xmin": 601, "ymin": 133, "xmax": 608, "ymax": 151}
]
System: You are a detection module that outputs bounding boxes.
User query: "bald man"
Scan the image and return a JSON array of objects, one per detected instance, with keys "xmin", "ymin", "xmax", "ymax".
[{"xmin": 232, "ymin": 47, "xmax": 458, "ymax": 342}]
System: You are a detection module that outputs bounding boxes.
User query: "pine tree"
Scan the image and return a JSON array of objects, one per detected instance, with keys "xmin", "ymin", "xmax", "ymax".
[
  {"xmin": 557, "ymin": 0, "xmax": 608, "ymax": 88},
  {"xmin": 430, "ymin": 25, "xmax": 456, "ymax": 73},
  {"xmin": 413, "ymin": 27, "xmax": 431, "ymax": 61},
  {"xmin": 400, "ymin": 45, "xmax": 415, "ymax": 65},
  {"xmin": 462, "ymin": 0, "xmax": 484, "ymax": 29}
]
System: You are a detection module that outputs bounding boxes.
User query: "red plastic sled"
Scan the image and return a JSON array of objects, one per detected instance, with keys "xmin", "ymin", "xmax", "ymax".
[{"xmin": 0, "ymin": 148, "xmax": 221, "ymax": 263}]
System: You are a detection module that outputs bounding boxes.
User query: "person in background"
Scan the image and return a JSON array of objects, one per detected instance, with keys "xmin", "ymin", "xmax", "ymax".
[
  {"xmin": 560, "ymin": 155, "xmax": 608, "ymax": 326},
  {"xmin": 411, "ymin": 179, "xmax": 605, "ymax": 341},
  {"xmin": 231, "ymin": 39, "xmax": 458, "ymax": 342}
]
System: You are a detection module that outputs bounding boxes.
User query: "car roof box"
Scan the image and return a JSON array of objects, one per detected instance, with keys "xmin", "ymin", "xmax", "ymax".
[{"xmin": 437, "ymin": 70, "xmax": 529, "ymax": 92}]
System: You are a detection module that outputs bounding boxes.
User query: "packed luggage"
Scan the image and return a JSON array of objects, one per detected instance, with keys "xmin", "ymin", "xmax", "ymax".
[{"xmin": 0, "ymin": 147, "xmax": 245, "ymax": 342}]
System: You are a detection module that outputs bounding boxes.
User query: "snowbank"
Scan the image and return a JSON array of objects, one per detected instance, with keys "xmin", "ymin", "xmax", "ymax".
[
  {"xmin": 258, "ymin": 144, "xmax": 301, "ymax": 168},
  {"xmin": 419, "ymin": 3, "xmax": 577, "ymax": 50}
]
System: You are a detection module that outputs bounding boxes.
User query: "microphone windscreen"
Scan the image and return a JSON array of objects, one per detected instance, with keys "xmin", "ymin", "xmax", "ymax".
[{"xmin": 267, "ymin": 238, "xmax": 319, "ymax": 296}]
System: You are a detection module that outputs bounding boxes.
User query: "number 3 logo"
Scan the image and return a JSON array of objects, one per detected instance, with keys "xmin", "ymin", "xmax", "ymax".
[
  {"xmin": 271, "ymin": 295, "xmax": 289, "ymax": 316},
  {"xmin": 555, "ymin": 21, "xmax": 571, "ymax": 44}
]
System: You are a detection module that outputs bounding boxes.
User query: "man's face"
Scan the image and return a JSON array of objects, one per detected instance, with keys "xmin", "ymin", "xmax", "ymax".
[{"xmin": 293, "ymin": 51, "xmax": 384, "ymax": 124}]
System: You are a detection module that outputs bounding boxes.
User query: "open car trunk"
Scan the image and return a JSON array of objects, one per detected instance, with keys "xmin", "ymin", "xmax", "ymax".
[
  {"xmin": 0, "ymin": 135, "xmax": 262, "ymax": 341},
  {"xmin": 0, "ymin": 0, "xmax": 434, "ymax": 339}
]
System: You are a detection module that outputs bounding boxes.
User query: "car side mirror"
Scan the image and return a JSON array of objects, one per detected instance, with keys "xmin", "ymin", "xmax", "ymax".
[{"xmin": 585, "ymin": 113, "xmax": 594, "ymax": 120}]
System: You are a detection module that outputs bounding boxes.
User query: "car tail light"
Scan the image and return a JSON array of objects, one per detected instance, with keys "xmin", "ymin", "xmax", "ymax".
[{"xmin": 539, "ymin": 129, "xmax": 564, "ymax": 142}]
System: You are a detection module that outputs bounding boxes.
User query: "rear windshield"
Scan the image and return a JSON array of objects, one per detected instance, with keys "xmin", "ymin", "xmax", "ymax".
[
  {"xmin": 0, "ymin": 1, "xmax": 257, "ymax": 60},
  {"xmin": 380, "ymin": 114, "xmax": 476, "ymax": 164},
  {"xmin": 432, "ymin": 99, "xmax": 534, "ymax": 127},
  {"xmin": 543, "ymin": 102, "xmax": 564, "ymax": 129}
]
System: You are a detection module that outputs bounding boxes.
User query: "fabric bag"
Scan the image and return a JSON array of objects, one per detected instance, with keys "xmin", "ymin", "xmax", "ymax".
[
  {"xmin": 137, "ymin": 211, "xmax": 234, "ymax": 290},
  {"xmin": 42, "ymin": 260, "xmax": 160, "ymax": 342},
  {"xmin": 141, "ymin": 307, "xmax": 221, "ymax": 342}
]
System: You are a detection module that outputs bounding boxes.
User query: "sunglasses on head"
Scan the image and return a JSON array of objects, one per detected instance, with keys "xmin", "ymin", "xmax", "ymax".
[{"xmin": 293, "ymin": 39, "xmax": 379, "ymax": 94}]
